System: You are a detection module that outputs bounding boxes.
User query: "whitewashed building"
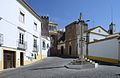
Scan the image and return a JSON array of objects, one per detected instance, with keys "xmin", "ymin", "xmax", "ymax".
[
  {"xmin": 86, "ymin": 22, "xmax": 120, "ymax": 64},
  {"xmin": 0, "ymin": 0, "xmax": 44, "ymax": 70},
  {"xmin": 82, "ymin": 26, "xmax": 109, "ymax": 56},
  {"xmin": 41, "ymin": 36, "xmax": 50, "ymax": 57},
  {"xmin": 88, "ymin": 36, "xmax": 120, "ymax": 64},
  {"xmin": 88, "ymin": 26, "xmax": 109, "ymax": 42},
  {"xmin": 40, "ymin": 16, "xmax": 51, "ymax": 57}
]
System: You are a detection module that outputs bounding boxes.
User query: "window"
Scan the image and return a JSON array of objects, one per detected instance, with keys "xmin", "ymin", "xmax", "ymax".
[
  {"xmin": 42, "ymin": 41, "xmax": 46, "ymax": 49},
  {"xmin": 98, "ymin": 29, "xmax": 101, "ymax": 32},
  {"xmin": 34, "ymin": 22, "xmax": 37, "ymax": 31},
  {"xmin": 33, "ymin": 38, "xmax": 37, "ymax": 48},
  {"xmin": 19, "ymin": 33, "xmax": 24, "ymax": 44},
  {"xmin": 19, "ymin": 11, "xmax": 25, "ymax": 23},
  {"xmin": 47, "ymin": 44, "xmax": 49, "ymax": 48},
  {"xmin": 41, "ymin": 23, "xmax": 43, "ymax": 29}
]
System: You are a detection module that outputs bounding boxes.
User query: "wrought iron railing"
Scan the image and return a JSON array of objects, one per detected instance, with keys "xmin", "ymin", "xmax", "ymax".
[{"xmin": 17, "ymin": 40, "xmax": 27, "ymax": 50}]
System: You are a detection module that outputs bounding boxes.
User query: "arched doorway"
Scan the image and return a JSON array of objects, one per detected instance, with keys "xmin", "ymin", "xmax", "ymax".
[
  {"xmin": 61, "ymin": 46, "xmax": 64, "ymax": 55},
  {"xmin": 69, "ymin": 46, "xmax": 72, "ymax": 55}
]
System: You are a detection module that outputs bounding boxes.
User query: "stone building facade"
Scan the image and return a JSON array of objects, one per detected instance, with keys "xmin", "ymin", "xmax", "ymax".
[
  {"xmin": 41, "ymin": 16, "xmax": 49, "ymax": 36},
  {"xmin": 49, "ymin": 22, "xmax": 58, "ymax": 56},
  {"xmin": 65, "ymin": 20, "xmax": 88, "ymax": 57},
  {"xmin": 57, "ymin": 31, "xmax": 65, "ymax": 56},
  {"xmin": 40, "ymin": 16, "xmax": 51, "ymax": 57}
]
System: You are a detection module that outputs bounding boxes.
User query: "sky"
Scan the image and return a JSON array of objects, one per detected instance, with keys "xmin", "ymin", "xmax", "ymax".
[{"xmin": 25, "ymin": 0, "xmax": 120, "ymax": 32}]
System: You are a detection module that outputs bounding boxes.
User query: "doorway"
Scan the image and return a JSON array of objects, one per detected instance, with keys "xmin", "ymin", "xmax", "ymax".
[
  {"xmin": 20, "ymin": 52, "xmax": 24, "ymax": 66},
  {"xmin": 69, "ymin": 46, "xmax": 72, "ymax": 55},
  {"xmin": 4, "ymin": 50, "xmax": 16, "ymax": 69},
  {"xmin": 61, "ymin": 46, "xmax": 64, "ymax": 55}
]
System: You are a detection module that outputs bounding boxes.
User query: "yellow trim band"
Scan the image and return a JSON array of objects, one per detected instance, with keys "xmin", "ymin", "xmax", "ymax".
[{"xmin": 87, "ymin": 56, "xmax": 119, "ymax": 64}]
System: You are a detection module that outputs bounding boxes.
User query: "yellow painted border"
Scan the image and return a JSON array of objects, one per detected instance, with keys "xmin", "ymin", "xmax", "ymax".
[
  {"xmin": 0, "ymin": 47, "xmax": 47, "ymax": 70},
  {"xmin": 87, "ymin": 56, "xmax": 119, "ymax": 64}
]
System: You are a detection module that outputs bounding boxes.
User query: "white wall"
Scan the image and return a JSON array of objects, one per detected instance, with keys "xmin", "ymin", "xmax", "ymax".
[
  {"xmin": 89, "ymin": 27, "xmax": 108, "ymax": 42},
  {"xmin": 89, "ymin": 33, "xmax": 106, "ymax": 42},
  {"xmin": 0, "ymin": 0, "xmax": 18, "ymax": 48},
  {"xmin": 41, "ymin": 37, "xmax": 50, "ymax": 56},
  {"xmin": 88, "ymin": 38, "xmax": 119, "ymax": 59},
  {"xmin": 0, "ymin": 0, "xmax": 41, "ymax": 60},
  {"xmin": 91, "ymin": 27, "xmax": 108, "ymax": 35},
  {"xmin": 0, "ymin": 48, "xmax": 2, "ymax": 60}
]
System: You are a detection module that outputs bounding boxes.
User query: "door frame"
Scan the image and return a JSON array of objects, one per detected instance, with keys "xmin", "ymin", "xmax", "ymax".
[
  {"xmin": 3, "ymin": 50, "xmax": 16, "ymax": 69},
  {"xmin": 20, "ymin": 52, "xmax": 24, "ymax": 66}
]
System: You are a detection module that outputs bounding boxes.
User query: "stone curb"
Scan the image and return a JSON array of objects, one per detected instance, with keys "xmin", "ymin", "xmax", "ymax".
[{"xmin": 65, "ymin": 64, "xmax": 96, "ymax": 69}]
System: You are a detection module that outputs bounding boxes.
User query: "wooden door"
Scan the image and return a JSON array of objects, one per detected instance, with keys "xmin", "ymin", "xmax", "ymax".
[{"xmin": 4, "ymin": 50, "xmax": 16, "ymax": 69}]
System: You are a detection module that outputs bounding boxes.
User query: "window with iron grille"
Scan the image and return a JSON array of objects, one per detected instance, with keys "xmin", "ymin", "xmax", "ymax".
[
  {"xmin": 33, "ymin": 38, "xmax": 37, "ymax": 48},
  {"xmin": 19, "ymin": 33, "xmax": 24, "ymax": 44}
]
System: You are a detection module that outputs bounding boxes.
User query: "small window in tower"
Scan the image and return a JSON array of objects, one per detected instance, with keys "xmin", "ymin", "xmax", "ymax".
[{"xmin": 98, "ymin": 29, "xmax": 101, "ymax": 32}]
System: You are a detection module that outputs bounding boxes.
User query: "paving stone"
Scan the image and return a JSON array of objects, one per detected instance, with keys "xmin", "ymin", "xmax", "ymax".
[{"xmin": 0, "ymin": 57, "xmax": 120, "ymax": 78}]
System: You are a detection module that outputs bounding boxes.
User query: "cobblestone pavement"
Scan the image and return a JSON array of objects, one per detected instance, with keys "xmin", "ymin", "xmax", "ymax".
[{"xmin": 0, "ymin": 57, "xmax": 120, "ymax": 78}]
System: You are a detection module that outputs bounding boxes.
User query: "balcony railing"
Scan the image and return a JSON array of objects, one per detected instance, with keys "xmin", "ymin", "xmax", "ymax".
[
  {"xmin": 0, "ymin": 34, "xmax": 3, "ymax": 46},
  {"xmin": 17, "ymin": 40, "xmax": 27, "ymax": 50},
  {"xmin": 49, "ymin": 30, "xmax": 58, "ymax": 35},
  {"xmin": 33, "ymin": 45, "xmax": 39, "ymax": 52}
]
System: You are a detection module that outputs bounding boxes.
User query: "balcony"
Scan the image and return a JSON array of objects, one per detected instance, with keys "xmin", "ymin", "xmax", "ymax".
[
  {"xmin": 49, "ymin": 30, "xmax": 58, "ymax": 35},
  {"xmin": 17, "ymin": 40, "xmax": 27, "ymax": 50},
  {"xmin": 49, "ymin": 25, "xmax": 58, "ymax": 35},
  {"xmin": 33, "ymin": 45, "xmax": 39, "ymax": 52},
  {"xmin": 0, "ymin": 33, "xmax": 3, "ymax": 46}
]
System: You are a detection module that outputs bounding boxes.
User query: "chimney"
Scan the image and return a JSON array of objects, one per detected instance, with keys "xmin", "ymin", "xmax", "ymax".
[
  {"xmin": 108, "ymin": 22, "xmax": 115, "ymax": 35},
  {"xmin": 80, "ymin": 12, "xmax": 83, "ymax": 21}
]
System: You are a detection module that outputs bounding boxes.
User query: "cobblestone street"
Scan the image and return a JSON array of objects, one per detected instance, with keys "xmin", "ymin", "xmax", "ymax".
[{"xmin": 0, "ymin": 57, "xmax": 120, "ymax": 78}]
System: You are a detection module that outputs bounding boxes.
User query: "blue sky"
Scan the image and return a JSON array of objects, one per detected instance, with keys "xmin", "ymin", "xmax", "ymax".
[{"xmin": 25, "ymin": 0, "xmax": 120, "ymax": 32}]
